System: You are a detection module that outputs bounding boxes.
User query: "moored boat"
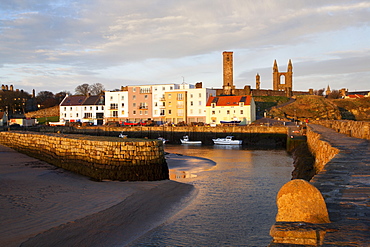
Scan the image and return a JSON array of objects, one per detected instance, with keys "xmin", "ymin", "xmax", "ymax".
[
  {"xmin": 180, "ymin": 135, "xmax": 202, "ymax": 144},
  {"xmin": 158, "ymin": 137, "xmax": 168, "ymax": 144},
  {"xmin": 212, "ymin": 136, "xmax": 242, "ymax": 145}
]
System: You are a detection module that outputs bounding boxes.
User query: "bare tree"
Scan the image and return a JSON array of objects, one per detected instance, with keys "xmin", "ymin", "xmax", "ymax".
[
  {"xmin": 327, "ymin": 90, "xmax": 340, "ymax": 99},
  {"xmin": 313, "ymin": 88, "xmax": 325, "ymax": 96},
  {"xmin": 75, "ymin": 84, "xmax": 90, "ymax": 96},
  {"xmin": 89, "ymin": 83, "xmax": 105, "ymax": 95}
]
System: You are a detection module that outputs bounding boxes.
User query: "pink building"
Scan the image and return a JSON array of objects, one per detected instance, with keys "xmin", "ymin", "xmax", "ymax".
[{"xmin": 127, "ymin": 85, "xmax": 153, "ymax": 123}]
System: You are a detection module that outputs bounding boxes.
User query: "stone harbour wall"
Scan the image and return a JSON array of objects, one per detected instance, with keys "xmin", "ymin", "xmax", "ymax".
[
  {"xmin": 0, "ymin": 131, "xmax": 168, "ymax": 181},
  {"xmin": 312, "ymin": 120, "xmax": 370, "ymax": 140},
  {"xmin": 305, "ymin": 126, "xmax": 340, "ymax": 174}
]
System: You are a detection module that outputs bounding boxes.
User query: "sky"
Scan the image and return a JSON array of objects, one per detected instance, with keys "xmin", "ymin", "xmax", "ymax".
[{"xmin": 0, "ymin": 0, "xmax": 369, "ymax": 95}]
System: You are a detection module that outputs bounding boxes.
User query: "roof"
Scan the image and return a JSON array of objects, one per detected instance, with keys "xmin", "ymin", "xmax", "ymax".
[
  {"xmin": 83, "ymin": 95, "xmax": 104, "ymax": 105},
  {"xmin": 346, "ymin": 94, "xmax": 365, "ymax": 99},
  {"xmin": 60, "ymin": 95, "xmax": 87, "ymax": 106},
  {"xmin": 206, "ymin": 95, "xmax": 252, "ymax": 106}
]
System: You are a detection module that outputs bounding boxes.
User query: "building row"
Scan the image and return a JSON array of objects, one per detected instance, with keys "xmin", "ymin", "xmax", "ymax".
[{"xmin": 59, "ymin": 82, "xmax": 256, "ymax": 126}]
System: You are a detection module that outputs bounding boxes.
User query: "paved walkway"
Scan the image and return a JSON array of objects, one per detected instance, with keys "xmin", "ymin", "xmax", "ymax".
[{"xmin": 309, "ymin": 124, "xmax": 370, "ymax": 246}]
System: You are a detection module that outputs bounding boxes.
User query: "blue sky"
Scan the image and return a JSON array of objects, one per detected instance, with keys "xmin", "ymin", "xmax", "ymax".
[{"xmin": 0, "ymin": 0, "xmax": 369, "ymax": 94}]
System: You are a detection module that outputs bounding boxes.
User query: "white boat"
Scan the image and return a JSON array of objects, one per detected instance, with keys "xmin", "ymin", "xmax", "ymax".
[
  {"xmin": 180, "ymin": 135, "xmax": 202, "ymax": 144},
  {"xmin": 118, "ymin": 132, "xmax": 127, "ymax": 138},
  {"xmin": 158, "ymin": 137, "xmax": 168, "ymax": 144},
  {"xmin": 212, "ymin": 136, "xmax": 242, "ymax": 145}
]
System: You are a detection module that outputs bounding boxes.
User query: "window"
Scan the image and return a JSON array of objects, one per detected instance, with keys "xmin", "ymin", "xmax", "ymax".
[
  {"xmin": 160, "ymin": 109, "xmax": 165, "ymax": 116},
  {"xmin": 178, "ymin": 109, "xmax": 184, "ymax": 116},
  {"xmin": 162, "ymin": 87, "xmax": 165, "ymax": 90},
  {"xmin": 139, "ymin": 110, "xmax": 142, "ymax": 115},
  {"xmin": 212, "ymin": 111, "xmax": 215, "ymax": 115},
  {"xmin": 110, "ymin": 96, "xmax": 113, "ymax": 100},
  {"xmin": 145, "ymin": 110, "xmax": 148, "ymax": 115},
  {"xmin": 154, "ymin": 87, "xmax": 157, "ymax": 91},
  {"xmin": 227, "ymin": 110, "xmax": 230, "ymax": 114},
  {"xmin": 199, "ymin": 109, "xmax": 202, "ymax": 114},
  {"xmin": 84, "ymin": 113, "xmax": 92, "ymax": 118},
  {"xmin": 199, "ymin": 93, "xmax": 201, "ymax": 98},
  {"xmin": 239, "ymin": 102, "xmax": 244, "ymax": 107},
  {"xmin": 121, "ymin": 103, "xmax": 124, "ymax": 107},
  {"xmin": 133, "ymin": 87, "xmax": 136, "ymax": 92},
  {"xmin": 240, "ymin": 110, "xmax": 244, "ymax": 114},
  {"xmin": 112, "ymin": 111, "xmax": 118, "ymax": 117},
  {"xmin": 177, "ymin": 93, "xmax": 183, "ymax": 100},
  {"xmin": 190, "ymin": 109, "xmax": 193, "ymax": 114},
  {"xmin": 190, "ymin": 101, "xmax": 193, "ymax": 106},
  {"xmin": 211, "ymin": 103, "xmax": 215, "ymax": 108},
  {"xmin": 170, "ymin": 86, "xmax": 173, "ymax": 90},
  {"xmin": 76, "ymin": 113, "xmax": 79, "ymax": 117},
  {"xmin": 90, "ymin": 107, "xmax": 92, "ymax": 110},
  {"xmin": 84, "ymin": 107, "xmax": 87, "ymax": 110},
  {"xmin": 155, "ymin": 102, "xmax": 158, "ymax": 107},
  {"xmin": 144, "ymin": 95, "xmax": 148, "ymax": 99},
  {"xmin": 177, "ymin": 101, "xmax": 184, "ymax": 108},
  {"xmin": 121, "ymin": 110, "xmax": 125, "ymax": 115},
  {"xmin": 64, "ymin": 107, "xmax": 66, "ymax": 111},
  {"xmin": 190, "ymin": 94, "xmax": 193, "ymax": 98},
  {"xmin": 70, "ymin": 107, "xmax": 72, "ymax": 110},
  {"xmin": 168, "ymin": 110, "xmax": 172, "ymax": 115},
  {"xmin": 121, "ymin": 96, "xmax": 124, "ymax": 100},
  {"xmin": 154, "ymin": 110, "xmax": 158, "ymax": 115},
  {"xmin": 133, "ymin": 103, "xmax": 136, "ymax": 108},
  {"xmin": 110, "ymin": 103, "xmax": 118, "ymax": 109},
  {"xmin": 199, "ymin": 101, "xmax": 202, "ymax": 106},
  {"xmin": 168, "ymin": 94, "xmax": 172, "ymax": 99},
  {"xmin": 133, "ymin": 95, "xmax": 136, "ymax": 100},
  {"xmin": 96, "ymin": 106, "xmax": 98, "ymax": 110},
  {"xmin": 133, "ymin": 110, "xmax": 136, "ymax": 115}
]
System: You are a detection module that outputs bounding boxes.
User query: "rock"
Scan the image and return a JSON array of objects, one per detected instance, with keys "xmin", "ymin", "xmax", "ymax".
[{"xmin": 276, "ymin": 179, "xmax": 330, "ymax": 224}]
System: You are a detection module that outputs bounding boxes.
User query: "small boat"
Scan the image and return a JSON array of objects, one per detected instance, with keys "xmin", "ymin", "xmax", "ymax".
[
  {"xmin": 180, "ymin": 135, "xmax": 202, "ymax": 144},
  {"xmin": 118, "ymin": 132, "xmax": 127, "ymax": 138},
  {"xmin": 212, "ymin": 136, "xmax": 242, "ymax": 145},
  {"xmin": 220, "ymin": 120, "xmax": 241, "ymax": 125},
  {"xmin": 158, "ymin": 137, "xmax": 168, "ymax": 144}
]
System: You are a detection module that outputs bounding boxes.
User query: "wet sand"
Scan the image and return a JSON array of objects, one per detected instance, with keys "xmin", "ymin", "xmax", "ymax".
[{"xmin": 0, "ymin": 144, "xmax": 196, "ymax": 247}]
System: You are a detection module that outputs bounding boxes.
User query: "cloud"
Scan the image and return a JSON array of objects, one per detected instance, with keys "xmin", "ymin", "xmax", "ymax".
[{"xmin": 0, "ymin": 0, "xmax": 369, "ymax": 93}]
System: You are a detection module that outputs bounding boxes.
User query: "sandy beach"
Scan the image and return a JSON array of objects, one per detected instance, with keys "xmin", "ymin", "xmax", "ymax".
[{"xmin": 0, "ymin": 144, "xmax": 196, "ymax": 247}]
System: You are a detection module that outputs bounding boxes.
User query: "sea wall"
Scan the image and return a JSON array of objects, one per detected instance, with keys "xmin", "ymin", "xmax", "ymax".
[
  {"xmin": 305, "ymin": 126, "xmax": 340, "ymax": 174},
  {"xmin": 28, "ymin": 125, "xmax": 288, "ymax": 148},
  {"xmin": 312, "ymin": 120, "xmax": 370, "ymax": 140},
  {"xmin": 0, "ymin": 131, "xmax": 168, "ymax": 181}
]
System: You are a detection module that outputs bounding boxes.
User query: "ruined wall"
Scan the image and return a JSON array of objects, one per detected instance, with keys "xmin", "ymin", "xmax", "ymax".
[
  {"xmin": 0, "ymin": 131, "xmax": 168, "ymax": 181},
  {"xmin": 312, "ymin": 120, "xmax": 370, "ymax": 140}
]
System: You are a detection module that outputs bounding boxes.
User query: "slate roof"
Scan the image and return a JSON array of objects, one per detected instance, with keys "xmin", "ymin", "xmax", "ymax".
[
  {"xmin": 206, "ymin": 95, "xmax": 252, "ymax": 106},
  {"xmin": 60, "ymin": 95, "xmax": 87, "ymax": 106},
  {"xmin": 60, "ymin": 95, "xmax": 105, "ymax": 106}
]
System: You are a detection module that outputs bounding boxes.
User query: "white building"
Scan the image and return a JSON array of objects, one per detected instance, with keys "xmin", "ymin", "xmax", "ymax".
[
  {"xmin": 186, "ymin": 85, "xmax": 216, "ymax": 123},
  {"xmin": 60, "ymin": 95, "xmax": 105, "ymax": 125},
  {"xmin": 206, "ymin": 95, "xmax": 256, "ymax": 125},
  {"xmin": 104, "ymin": 90, "xmax": 129, "ymax": 124}
]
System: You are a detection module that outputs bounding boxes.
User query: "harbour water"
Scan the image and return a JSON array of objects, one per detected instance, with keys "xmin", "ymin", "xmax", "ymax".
[{"xmin": 129, "ymin": 145, "xmax": 293, "ymax": 246}]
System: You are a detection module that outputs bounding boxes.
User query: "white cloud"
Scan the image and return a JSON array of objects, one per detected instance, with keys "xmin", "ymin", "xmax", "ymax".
[{"xmin": 0, "ymin": 0, "xmax": 369, "ymax": 93}]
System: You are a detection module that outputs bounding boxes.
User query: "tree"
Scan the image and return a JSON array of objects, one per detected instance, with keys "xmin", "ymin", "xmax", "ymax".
[
  {"xmin": 36, "ymin": 91, "xmax": 55, "ymax": 108},
  {"xmin": 89, "ymin": 83, "xmax": 105, "ymax": 95},
  {"xmin": 55, "ymin": 91, "xmax": 70, "ymax": 104},
  {"xmin": 327, "ymin": 90, "xmax": 340, "ymax": 99},
  {"xmin": 74, "ymin": 83, "xmax": 105, "ymax": 96},
  {"xmin": 75, "ymin": 83, "xmax": 90, "ymax": 96},
  {"xmin": 313, "ymin": 88, "xmax": 325, "ymax": 96}
]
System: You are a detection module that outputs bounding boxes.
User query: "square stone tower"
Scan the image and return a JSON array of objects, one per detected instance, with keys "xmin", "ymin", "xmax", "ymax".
[{"xmin": 222, "ymin": 51, "xmax": 235, "ymax": 95}]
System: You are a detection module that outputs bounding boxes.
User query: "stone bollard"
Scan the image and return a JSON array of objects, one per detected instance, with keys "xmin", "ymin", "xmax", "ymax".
[{"xmin": 269, "ymin": 179, "xmax": 330, "ymax": 246}]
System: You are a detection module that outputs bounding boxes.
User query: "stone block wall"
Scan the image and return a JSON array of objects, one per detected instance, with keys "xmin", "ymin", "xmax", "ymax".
[
  {"xmin": 0, "ymin": 131, "xmax": 168, "ymax": 181},
  {"xmin": 312, "ymin": 120, "xmax": 370, "ymax": 140},
  {"xmin": 306, "ymin": 126, "xmax": 340, "ymax": 174}
]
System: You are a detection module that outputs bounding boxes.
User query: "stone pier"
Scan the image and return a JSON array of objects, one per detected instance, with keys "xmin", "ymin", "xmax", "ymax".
[
  {"xmin": 270, "ymin": 124, "xmax": 370, "ymax": 246},
  {"xmin": 0, "ymin": 131, "xmax": 168, "ymax": 181}
]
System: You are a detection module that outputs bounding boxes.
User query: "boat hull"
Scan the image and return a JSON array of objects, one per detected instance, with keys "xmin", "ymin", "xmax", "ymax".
[
  {"xmin": 180, "ymin": 140, "xmax": 202, "ymax": 144},
  {"xmin": 212, "ymin": 139, "xmax": 242, "ymax": 145}
]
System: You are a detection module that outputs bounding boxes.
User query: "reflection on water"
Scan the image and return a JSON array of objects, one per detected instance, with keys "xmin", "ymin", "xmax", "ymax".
[{"xmin": 129, "ymin": 145, "xmax": 293, "ymax": 246}]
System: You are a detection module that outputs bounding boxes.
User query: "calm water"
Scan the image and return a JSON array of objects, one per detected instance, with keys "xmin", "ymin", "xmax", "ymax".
[{"xmin": 129, "ymin": 145, "xmax": 293, "ymax": 246}]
